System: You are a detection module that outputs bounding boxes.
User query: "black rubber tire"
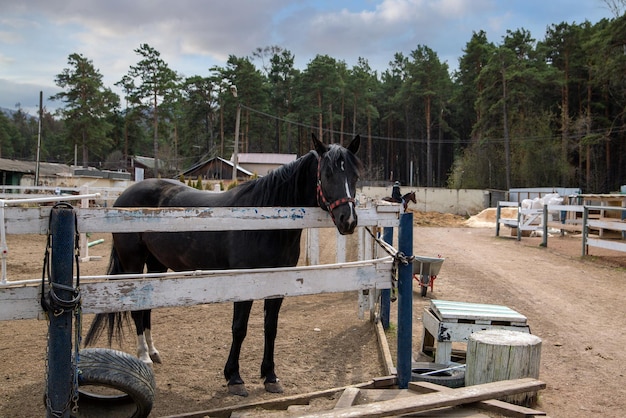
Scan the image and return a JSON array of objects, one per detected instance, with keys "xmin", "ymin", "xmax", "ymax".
[
  {"xmin": 77, "ymin": 348, "xmax": 156, "ymax": 418},
  {"xmin": 411, "ymin": 362, "xmax": 465, "ymax": 388}
]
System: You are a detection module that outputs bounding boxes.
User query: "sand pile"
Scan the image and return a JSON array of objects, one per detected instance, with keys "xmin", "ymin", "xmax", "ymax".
[{"xmin": 464, "ymin": 207, "xmax": 518, "ymax": 228}]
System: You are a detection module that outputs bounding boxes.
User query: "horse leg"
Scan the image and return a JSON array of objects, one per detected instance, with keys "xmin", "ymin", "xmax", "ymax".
[
  {"xmin": 143, "ymin": 310, "xmax": 162, "ymax": 363},
  {"xmin": 224, "ymin": 300, "xmax": 253, "ymax": 396},
  {"xmin": 262, "ymin": 297, "xmax": 284, "ymax": 393},
  {"xmin": 131, "ymin": 310, "xmax": 155, "ymax": 364},
  {"xmin": 128, "ymin": 254, "xmax": 165, "ymax": 365}
]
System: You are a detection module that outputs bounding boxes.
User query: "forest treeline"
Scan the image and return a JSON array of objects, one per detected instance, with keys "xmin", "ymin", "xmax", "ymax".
[{"xmin": 0, "ymin": 13, "xmax": 624, "ymax": 192}]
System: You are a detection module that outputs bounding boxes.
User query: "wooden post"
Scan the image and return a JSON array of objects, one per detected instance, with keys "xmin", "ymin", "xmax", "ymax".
[
  {"xmin": 465, "ymin": 329, "xmax": 542, "ymax": 406},
  {"xmin": 495, "ymin": 203, "xmax": 502, "ymax": 236},
  {"xmin": 540, "ymin": 204, "xmax": 548, "ymax": 247}
]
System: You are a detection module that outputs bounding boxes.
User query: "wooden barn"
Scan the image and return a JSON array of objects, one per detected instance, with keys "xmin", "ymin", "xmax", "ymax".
[
  {"xmin": 0, "ymin": 158, "xmax": 71, "ymax": 187},
  {"xmin": 180, "ymin": 157, "xmax": 254, "ymax": 181}
]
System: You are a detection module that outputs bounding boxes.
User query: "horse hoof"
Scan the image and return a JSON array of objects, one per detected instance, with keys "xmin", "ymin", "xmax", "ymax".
[
  {"xmin": 150, "ymin": 352, "xmax": 162, "ymax": 364},
  {"xmin": 138, "ymin": 355, "xmax": 153, "ymax": 365},
  {"xmin": 228, "ymin": 384, "xmax": 248, "ymax": 397},
  {"xmin": 264, "ymin": 381, "xmax": 284, "ymax": 394}
]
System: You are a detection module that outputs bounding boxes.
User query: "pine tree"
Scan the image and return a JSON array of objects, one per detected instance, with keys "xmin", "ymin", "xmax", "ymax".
[{"xmin": 50, "ymin": 53, "xmax": 119, "ymax": 167}]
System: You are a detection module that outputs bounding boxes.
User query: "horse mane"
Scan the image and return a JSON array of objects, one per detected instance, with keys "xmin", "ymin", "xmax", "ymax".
[
  {"xmin": 226, "ymin": 143, "xmax": 362, "ymax": 207},
  {"xmin": 229, "ymin": 151, "xmax": 318, "ymax": 207}
]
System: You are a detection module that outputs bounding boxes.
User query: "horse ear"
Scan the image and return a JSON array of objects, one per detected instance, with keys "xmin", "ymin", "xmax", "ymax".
[
  {"xmin": 311, "ymin": 133, "xmax": 328, "ymax": 155},
  {"xmin": 347, "ymin": 135, "xmax": 360, "ymax": 154}
]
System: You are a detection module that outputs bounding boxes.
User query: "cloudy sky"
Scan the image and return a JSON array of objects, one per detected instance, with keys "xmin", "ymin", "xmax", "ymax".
[{"xmin": 1, "ymin": 0, "xmax": 615, "ymax": 115}]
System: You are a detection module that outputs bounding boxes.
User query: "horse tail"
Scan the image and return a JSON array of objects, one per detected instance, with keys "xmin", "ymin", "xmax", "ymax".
[{"xmin": 84, "ymin": 247, "xmax": 131, "ymax": 347}]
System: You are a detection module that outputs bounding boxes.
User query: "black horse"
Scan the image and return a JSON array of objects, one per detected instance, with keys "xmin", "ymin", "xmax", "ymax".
[{"xmin": 85, "ymin": 134, "xmax": 362, "ymax": 396}]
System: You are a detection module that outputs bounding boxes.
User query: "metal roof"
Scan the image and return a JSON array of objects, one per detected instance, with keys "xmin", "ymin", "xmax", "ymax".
[
  {"xmin": 0, "ymin": 158, "xmax": 71, "ymax": 176},
  {"xmin": 181, "ymin": 157, "xmax": 254, "ymax": 177}
]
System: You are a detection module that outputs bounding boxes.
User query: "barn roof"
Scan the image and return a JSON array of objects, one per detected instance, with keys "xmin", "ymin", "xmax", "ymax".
[
  {"xmin": 0, "ymin": 158, "xmax": 71, "ymax": 177},
  {"xmin": 181, "ymin": 157, "xmax": 254, "ymax": 177},
  {"xmin": 133, "ymin": 156, "xmax": 176, "ymax": 171}
]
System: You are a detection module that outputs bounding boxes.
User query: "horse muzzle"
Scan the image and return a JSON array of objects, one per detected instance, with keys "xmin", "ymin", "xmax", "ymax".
[{"xmin": 332, "ymin": 204, "xmax": 358, "ymax": 235}]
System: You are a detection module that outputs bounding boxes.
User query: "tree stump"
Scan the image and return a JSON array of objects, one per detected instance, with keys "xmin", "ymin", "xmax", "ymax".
[{"xmin": 465, "ymin": 329, "xmax": 542, "ymax": 406}]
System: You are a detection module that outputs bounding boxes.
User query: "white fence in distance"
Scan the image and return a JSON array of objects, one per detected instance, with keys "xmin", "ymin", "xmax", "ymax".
[{"xmin": 495, "ymin": 201, "xmax": 626, "ymax": 256}]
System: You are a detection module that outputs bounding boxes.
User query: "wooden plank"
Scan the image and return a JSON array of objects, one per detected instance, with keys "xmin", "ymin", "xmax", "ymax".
[
  {"xmin": 159, "ymin": 378, "xmax": 396, "ymax": 418},
  {"xmin": 546, "ymin": 221, "xmax": 582, "ymax": 232},
  {"xmin": 476, "ymin": 399, "xmax": 547, "ymax": 418},
  {"xmin": 296, "ymin": 378, "xmax": 546, "ymax": 418},
  {"xmin": 409, "ymin": 381, "xmax": 547, "ymax": 418},
  {"xmin": 498, "ymin": 201, "xmax": 520, "ymax": 207},
  {"xmin": 545, "ymin": 204, "xmax": 583, "ymax": 213},
  {"xmin": 1, "ymin": 206, "xmax": 399, "ymax": 235},
  {"xmin": 588, "ymin": 219, "xmax": 626, "ymax": 232},
  {"xmin": 0, "ymin": 258, "xmax": 393, "ymax": 320},
  {"xmin": 0, "ymin": 285, "xmax": 41, "ymax": 320},
  {"xmin": 375, "ymin": 320, "xmax": 396, "ymax": 376},
  {"xmin": 334, "ymin": 388, "xmax": 360, "ymax": 409},
  {"xmin": 499, "ymin": 219, "xmax": 519, "ymax": 226},
  {"xmin": 586, "ymin": 237, "xmax": 626, "ymax": 253}
]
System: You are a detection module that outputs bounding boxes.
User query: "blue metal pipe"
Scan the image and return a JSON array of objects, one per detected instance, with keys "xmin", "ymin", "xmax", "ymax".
[
  {"xmin": 380, "ymin": 227, "xmax": 393, "ymax": 329},
  {"xmin": 46, "ymin": 206, "xmax": 76, "ymax": 418},
  {"xmin": 396, "ymin": 212, "xmax": 413, "ymax": 388}
]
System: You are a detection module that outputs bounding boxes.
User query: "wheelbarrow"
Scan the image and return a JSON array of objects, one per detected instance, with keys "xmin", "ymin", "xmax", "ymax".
[{"xmin": 413, "ymin": 255, "xmax": 445, "ymax": 297}]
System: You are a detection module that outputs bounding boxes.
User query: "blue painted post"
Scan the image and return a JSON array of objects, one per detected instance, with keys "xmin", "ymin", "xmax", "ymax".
[
  {"xmin": 46, "ymin": 206, "xmax": 76, "ymax": 418},
  {"xmin": 396, "ymin": 212, "xmax": 413, "ymax": 388},
  {"xmin": 380, "ymin": 227, "xmax": 393, "ymax": 329}
]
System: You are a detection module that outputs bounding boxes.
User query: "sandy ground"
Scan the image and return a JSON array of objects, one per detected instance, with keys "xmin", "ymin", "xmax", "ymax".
[{"xmin": 1, "ymin": 209, "xmax": 625, "ymax": 417}]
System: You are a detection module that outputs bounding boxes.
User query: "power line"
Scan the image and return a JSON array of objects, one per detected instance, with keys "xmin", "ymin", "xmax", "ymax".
[{"xmin": 241, "ymin": 103, "xmax": 625, "ymax": 147}]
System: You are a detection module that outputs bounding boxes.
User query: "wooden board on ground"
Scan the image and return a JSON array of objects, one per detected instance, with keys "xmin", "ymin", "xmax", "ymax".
[
  {"xmin": 295, "ymin": 378, "xmax": 545, "ymax": 418},
  {"xmin": 410, "ymin": 381, "xmax": 547, "ymax": 418}
]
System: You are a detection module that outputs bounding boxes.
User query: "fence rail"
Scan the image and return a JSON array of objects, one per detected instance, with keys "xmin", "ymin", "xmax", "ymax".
[
  {"xmin": 0, "ymin": 203, "xmax": 400, "ymax": 321},
  {"xmin": 1, "ymin": 205, "xmax": 398, "ymax": 235},
  {"xmin": 583, "ymin": 205, "xmax": 626, "ymax": 255},
  {"xmin": 496, "ymin": 200, "xmax": 626, "ymax": 256}
]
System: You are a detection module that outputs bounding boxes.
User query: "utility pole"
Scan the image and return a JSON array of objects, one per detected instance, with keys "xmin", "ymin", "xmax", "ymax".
[
  {"xmin": 35, "ymin": 91, "xmax": 43, "ymax": 186},
  {"xmin": 231, "ymin": 85, "xmax": 241, "ymax": 182}
]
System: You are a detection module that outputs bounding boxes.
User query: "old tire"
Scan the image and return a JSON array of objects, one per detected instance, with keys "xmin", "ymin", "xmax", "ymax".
[
  {"xmin": 411, "ymin": 362, "xmax": 465, "ymax": 388},
  {"xmin": 77, "ymin": 348, "xmax": 156, "ymax": 418}
]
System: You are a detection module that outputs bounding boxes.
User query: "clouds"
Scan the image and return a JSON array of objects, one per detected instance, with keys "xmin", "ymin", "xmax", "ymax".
[{"xmin": 0, "ymin": 0, "xmax": 614, "ymax": 114}]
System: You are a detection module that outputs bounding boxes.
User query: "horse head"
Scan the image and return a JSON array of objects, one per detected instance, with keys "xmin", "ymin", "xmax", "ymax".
[
  {"xmin": 313, "ymin": 134, "xmax": 362, "ymax": 235},
  {"xmin": 402, "ymin": 191, "xmax": 417, "ymax": 211}
]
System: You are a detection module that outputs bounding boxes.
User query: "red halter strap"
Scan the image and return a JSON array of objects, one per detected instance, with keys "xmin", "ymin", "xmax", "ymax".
[{"xmin": 316, "ymin": 156, "xmax": 355, "ymax": 218}]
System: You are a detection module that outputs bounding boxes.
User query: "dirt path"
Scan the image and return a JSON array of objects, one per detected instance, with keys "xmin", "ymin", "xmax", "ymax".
[
  {"xmin": 410, "ymin": 226, "xmax": 626, "ymax": 417},
  {"xmin": 1, "ymin": 223, "xmax": 625, "ymax": 417}
]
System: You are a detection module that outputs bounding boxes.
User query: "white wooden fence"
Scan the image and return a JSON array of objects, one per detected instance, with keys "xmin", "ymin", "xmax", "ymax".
[
  {"xmin": 495, "ymin": 200, "xmax": 626, "ymax": 256},
  {"xmin": 0, "ymin": 201, "xmax": 400, "ymax": 321},
  {"xmin": 494, "ymin": 201, "xmax": 541, "ymax": 240},
  {"xmin": 582, "ymin": 205, "xmax": 626, "ymax": 255}
]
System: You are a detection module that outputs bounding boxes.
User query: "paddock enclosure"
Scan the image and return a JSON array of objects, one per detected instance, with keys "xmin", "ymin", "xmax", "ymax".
[
  {"xmin": 4, "ymin": 186, "xmax": 625, "ymax": 416},
  {"xmin": 0, "ymin": 190, "xmax": 411, "ymax": 417}
]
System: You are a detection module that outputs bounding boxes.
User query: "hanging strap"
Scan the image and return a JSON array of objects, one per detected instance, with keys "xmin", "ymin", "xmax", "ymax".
[{"xmin": 40, "ymin": 202, "xmax": 81, "ymax": 315}]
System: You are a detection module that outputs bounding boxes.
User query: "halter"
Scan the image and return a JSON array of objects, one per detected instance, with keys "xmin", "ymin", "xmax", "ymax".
[{"xmin": 316, "ymin": 155, "xmax": 355, "ymax": 220}]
